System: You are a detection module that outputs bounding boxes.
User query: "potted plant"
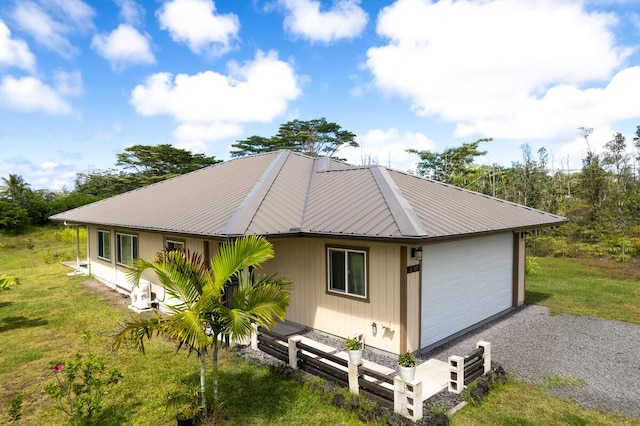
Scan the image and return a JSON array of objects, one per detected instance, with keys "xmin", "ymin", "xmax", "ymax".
[
  {"xmin": 345, "ymin": 337, "xmax": 363, "ymax": 364},
  {"xmin": 397, "ymin": 352, "xmax": 416, "ymax": 382}
]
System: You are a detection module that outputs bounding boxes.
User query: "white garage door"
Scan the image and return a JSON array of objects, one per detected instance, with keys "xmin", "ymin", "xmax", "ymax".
[{"xmin": 420, "ymin": 233, "xmax": 513, "ymax": 350}]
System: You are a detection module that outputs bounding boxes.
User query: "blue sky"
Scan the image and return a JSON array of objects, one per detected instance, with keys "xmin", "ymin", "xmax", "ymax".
[{"xmin": 1, "ymin": 0, "xmax": 639, "ymax": 190}]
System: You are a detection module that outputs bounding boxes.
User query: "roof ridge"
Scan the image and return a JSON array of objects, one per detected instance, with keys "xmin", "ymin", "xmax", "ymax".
[
  {"xmin": 221, "ymin": 151, "xmax": 290, "ymax": 235},
  {"xmin": 298, "ymin": 157, "xmax": 319, "ymax": 231},
  {"xmin": 370, "ymin": 166, "xmax": 428, "ymax": 237}
]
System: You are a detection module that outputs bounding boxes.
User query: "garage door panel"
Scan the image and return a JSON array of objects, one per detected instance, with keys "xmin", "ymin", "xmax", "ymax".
[{"xmin": 421, "ymin": 233, "xmax": 513, "ymax": 349}]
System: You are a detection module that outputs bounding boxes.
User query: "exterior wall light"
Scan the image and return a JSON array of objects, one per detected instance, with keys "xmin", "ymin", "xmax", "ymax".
[{"xmin": 411, "ymin": 247, "xmax": 423, "ymax": 261}]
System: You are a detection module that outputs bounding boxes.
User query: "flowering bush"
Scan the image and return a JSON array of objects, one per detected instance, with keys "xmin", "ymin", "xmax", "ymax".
[{"xmin": 44, "ymin": 335, "xmax": 123, "ymax": 425}]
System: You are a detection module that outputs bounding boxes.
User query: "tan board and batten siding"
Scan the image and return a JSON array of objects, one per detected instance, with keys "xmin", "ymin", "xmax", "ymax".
[{"xmin": 52, "ymin": 151, "xmax": 567, "ymax": 355}]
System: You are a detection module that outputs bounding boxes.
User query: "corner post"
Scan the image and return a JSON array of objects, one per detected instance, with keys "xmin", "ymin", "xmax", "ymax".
[
  {"xmin": 288, "ymin": 336, "xmax": 302, "ymax": 369},
  {"xmin": 448, "ymin": 355, "xmax": 464, "ymax": 394},
  {"xmin": 394, "ymin": 376, "xmax": 423, "ymax": 421},
  {"xmin": 477, "ymin": 341, "xmax": 491, "ymax": 374}
]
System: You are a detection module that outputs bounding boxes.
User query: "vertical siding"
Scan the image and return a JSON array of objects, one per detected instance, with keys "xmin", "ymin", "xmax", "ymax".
[
  {"xmin": 264, "ymin": 238, "xmax": 402, "ymax": 354},
  {"xmin": 406, "ymin": 249, "xmax": 421, "ymax": 353}
]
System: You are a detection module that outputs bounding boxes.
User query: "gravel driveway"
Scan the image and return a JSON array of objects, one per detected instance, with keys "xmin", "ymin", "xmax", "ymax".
[{"xmin": 422, "ymin": 304, "xmax": 640, "ymax": 419}]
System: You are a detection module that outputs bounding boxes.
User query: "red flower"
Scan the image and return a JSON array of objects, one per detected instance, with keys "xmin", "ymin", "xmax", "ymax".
[{"xmin": 52, "ymin": 364, "xmax": 64, "ymax": 372}]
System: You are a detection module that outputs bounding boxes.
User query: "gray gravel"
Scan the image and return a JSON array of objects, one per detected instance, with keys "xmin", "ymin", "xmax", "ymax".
[
  {"xmin": 422, "ymin": 304, "xmax": 640, "ymax": 419},
  {"xmin": 300, "ymin": 305, "xmax": 640, "ymax": 419}
]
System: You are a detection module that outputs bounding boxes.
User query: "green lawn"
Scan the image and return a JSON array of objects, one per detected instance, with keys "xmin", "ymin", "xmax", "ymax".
[
  {"xmin": 2, "ymin": 229, "xmax": 639, "ymax": 425},
  {"xmin": 0, "ymin": 228, "xmax": 363, "ymax": 425},
  {"xmin": 451, "ymin": 379, "xmax": 639, "ymax": 426},
  {"xmin": 526, "ymin": 257, "xmax": 640, "ymax": 323}
]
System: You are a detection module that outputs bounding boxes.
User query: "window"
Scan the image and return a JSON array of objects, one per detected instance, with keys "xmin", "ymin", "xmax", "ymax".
[
  {"xmin": 116, "ymin": 233, "xmax": 138, "ymax": 266},
  {"xmin": 328, "ymin": 247, "xmax": 367, "ymax": 298},
  {"xmin": 166, "ymin": 239, "xmax": 185, "ymax": 252},
  {"xmin": 97, "ymin": 230, "xmax": 110, "ymax": 261}
]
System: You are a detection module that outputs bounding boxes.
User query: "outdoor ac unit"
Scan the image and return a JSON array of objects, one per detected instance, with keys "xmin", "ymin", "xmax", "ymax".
[{"xmin": 130, "ymin": 279, "xmax": 152, "ymax": 311}]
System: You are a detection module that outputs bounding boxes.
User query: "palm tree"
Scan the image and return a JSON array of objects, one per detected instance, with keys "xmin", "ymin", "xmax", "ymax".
[
  {"xmin": 0, "ymin": 174, "xmax": 30, "ymax": 201},
  {"xmin": 113, "ymin": 235, "xmax": 290, "ymax": 414}
]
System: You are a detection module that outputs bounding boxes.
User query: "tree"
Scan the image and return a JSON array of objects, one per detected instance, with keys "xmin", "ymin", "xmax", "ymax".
[
  {"xmin": 230, "ymin": 118, "xmax": 358, "ymax": 158},
  {"xmin": 0, "ymin": 174, "xmax": 30, "ymax": 201},
  {"xmin": 116, "ymin": 144, "xmax": 220, "ymax": 177},
  {"xmin": 633, "ymin": 125, "xmax": 640, "ymax": 169},
  {"xmin": 113, "ymin": 236, "xmax": 290, "ymax": 414},
  {"xmin": 75, "ymin": 145, "xmax": 221, "ymax": 200},
  {"xmin": 0, "ymin": 200, "xmax": 29, "ymax": 232},
  {"xmin": 407, "ymin": 138, "xmax": 490, "ymax": 187}
]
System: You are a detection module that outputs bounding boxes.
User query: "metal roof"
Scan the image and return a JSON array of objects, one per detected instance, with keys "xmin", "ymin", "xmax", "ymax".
[{"xmin": 51, "ymin": 150, "xmax": 567, "ymax": 241}]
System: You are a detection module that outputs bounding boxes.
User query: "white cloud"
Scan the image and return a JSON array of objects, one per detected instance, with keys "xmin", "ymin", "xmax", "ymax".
[
  {"xmin": 366, "ymin": 0, "xmax": 637, "ymax": 141},
  {"xmin": 11, "ymin": 0, "xmax": 95, "ymax": 58},
  {"xmin": 341, "ymin": 128, "xmax": 436, "ymax": 172},
  {"xmin": 157, "ymin": 0, "xmax": 240, "ymax": 56},
  {"xmin": 0, "ymin": 157, "xmax": 77, "ymax": 191},
  {"xmin": 173, "ymin": 122, "xmax": 244, "ymax": 144},
  {"xmin": 130, "ymin": 50, "xmax": 300, "ymax": 122},
  {"xmin": 280, "ymin": 0, "xmax": 368, "ymax": 43},
  {"xmin": 130, "ymin": 50, "xmax": 300, "ymax": 148},
  {"xmin": 0, "ymin": 75, "xmax": 73, "ymax": 114},
  {"xmin": 455, "ymin": 66, "xmax": 640, "ymax": 140},
  {"xmin": 92, "ymin": 25, "xmax": 155, "ymax": 70},
  {"xmin": 0, "ymin": 20, "xmax": 36, "ymax": 72},
  {"xmin": 41, "ymin": 0, "xmax": 95, "ymax": 32},
  {"xmin": 116, "ymin": 0, "xmax": 145, "ymax": 26},
  {"xmin": 53, "ymin": 70, "xmax": 83, "ymax": 97}
]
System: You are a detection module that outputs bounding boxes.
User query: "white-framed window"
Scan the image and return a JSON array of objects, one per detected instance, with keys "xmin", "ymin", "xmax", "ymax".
[
  {"xmin": 116, "ymin": 233, "xmax": 138, "ymax": 267},
  {"xmin": 97, "ymin": 230, "xmax": 110, "ymax": 261},
  {"xmin": 166, "ymin": 239, "xmax": 185, "ymax": 252},
  {"xmin": 327, "ymin": 247, "xmax": 367, "ymax": 299}
]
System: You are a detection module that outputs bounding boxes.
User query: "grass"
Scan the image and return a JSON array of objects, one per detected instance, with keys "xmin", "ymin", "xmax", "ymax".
[
  {"xmin": 526, "ymin": 257, "xmax": 640, "ymax": 323},
  {"xmin": 0, "ymin": 228, "xmax": 364, "ymax": 425},
  {"xmin": 451, "ymin": 379, "xmax": 639, "ymax": 426}
]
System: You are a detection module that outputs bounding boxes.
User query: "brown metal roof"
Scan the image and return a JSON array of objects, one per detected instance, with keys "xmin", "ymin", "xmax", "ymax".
[{"xmin": 51, "ymin": 150, "xmax": 567, "ymax": 241}]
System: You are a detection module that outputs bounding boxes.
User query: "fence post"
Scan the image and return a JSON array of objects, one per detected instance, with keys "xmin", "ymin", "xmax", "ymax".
[
  {"xmin": 476, "ymin": 341, "xmax": 491, "ymax": 374},
  {"xmin": 288, "ymin": 336, "xmax": 302, "ymax": 369},
  {"xmin": 348, "ymin": 361, "xmax": 360, "ymax": 394},
  {"xmin": 448, "ymin": 355, "xmax": 464, "ymax": 394},
  {"xmin": 250, "ymin": 323, "xmax": 259, "ymax": 350},
  {"xmin": 394, "ymin": 377, "xmax": 423, "ymax": 421}
]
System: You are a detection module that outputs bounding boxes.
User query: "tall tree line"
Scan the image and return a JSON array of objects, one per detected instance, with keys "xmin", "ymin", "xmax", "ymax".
[{"xmin": 408, "ymin": 127, "xmax": 640, "ymax": 256}]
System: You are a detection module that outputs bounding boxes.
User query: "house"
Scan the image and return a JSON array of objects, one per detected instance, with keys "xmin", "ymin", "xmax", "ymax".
[{"xmin": 51, "ymin": 150, "xmax": 566, "ymax": 354}]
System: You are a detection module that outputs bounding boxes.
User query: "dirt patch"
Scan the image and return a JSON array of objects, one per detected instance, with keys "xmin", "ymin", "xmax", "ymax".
[
  {"xmin": 80, "ymin": 279, "xmax": 131, "ymax": 310},
  {"xmin": 574, "ymin": 257, "xmax": 640, "ymax": 281}
]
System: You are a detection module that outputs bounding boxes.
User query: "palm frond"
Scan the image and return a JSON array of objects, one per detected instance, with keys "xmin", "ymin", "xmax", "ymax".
[
  {"xmin": 210, "ymin": 236, "xmax": 274, "ymax": 289},
  {"xmin": 113, "ymin": 315, "xmax": 166, "ymax": 353}
]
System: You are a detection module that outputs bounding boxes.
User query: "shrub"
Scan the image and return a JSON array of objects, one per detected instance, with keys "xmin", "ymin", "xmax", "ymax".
[
  {"xmin": 8, "ymin": 393, "xmax": 23, "ymax": 423},
  {"xmin": 44, "ymin": 333, "xmax": 123, "ymax": 424},
  {"xmin": 525, "ymin": 256, "xmax": 538, "ymax": 275}
]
